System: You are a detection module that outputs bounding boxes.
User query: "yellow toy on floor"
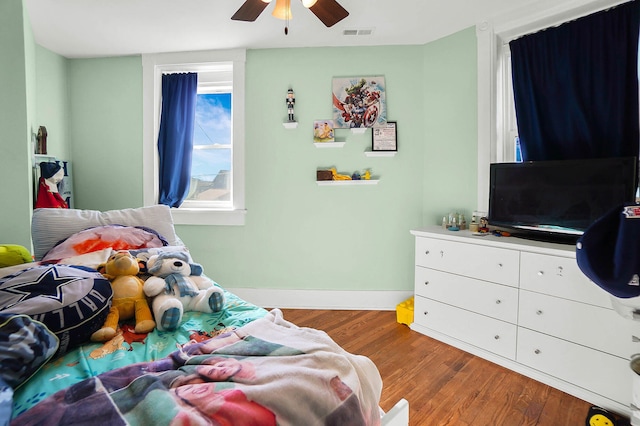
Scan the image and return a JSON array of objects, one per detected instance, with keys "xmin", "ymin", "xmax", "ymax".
[
  {"xmin": 0, "ymin": 244, "xmax": 33, "ymax": 268},
  {"xmin": 90, "ymin": 250, "xmax": 156, "ymax": 342}
]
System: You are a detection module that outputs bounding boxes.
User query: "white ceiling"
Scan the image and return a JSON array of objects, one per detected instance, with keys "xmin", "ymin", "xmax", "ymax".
[{"xmin": 24, "ymin": 0, "xmax": 564, "ymax": 59}]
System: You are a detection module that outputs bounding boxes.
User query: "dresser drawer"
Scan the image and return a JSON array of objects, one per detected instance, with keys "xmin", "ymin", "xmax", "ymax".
[
  {"xmin": 415, "ymin": 266, "xmax": 518, "ymax": 323},
  {"xmin": 520, "ymin": 252, "xmax": 611, "ymax": 307},
  {"xmin": 519, "ymin": 290, "xmax": 640, "ymax": 360},
  {"xmin": 414, "ymin": 296, "xmax": 516, "ymax": 359},
  {"xmin": 415, "ymin": 237, "xmax": 519, "ymax": 286},
  {"xmin": 517, "ymin": 328, "xmax": 630, "ymax": 405}
]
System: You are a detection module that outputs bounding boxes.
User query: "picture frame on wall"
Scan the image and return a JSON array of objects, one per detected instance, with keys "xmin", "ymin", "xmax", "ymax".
[
  {"xmin": 313, "ymin": 120, "xmax": 335, "ymax": 143},
  {"xmin": 332, "ymin": 76, "xmax": 387, "ymax": 129},
  {"xmin": 372, "ymin": 121, "xmax": 397, "ymax": 151}
]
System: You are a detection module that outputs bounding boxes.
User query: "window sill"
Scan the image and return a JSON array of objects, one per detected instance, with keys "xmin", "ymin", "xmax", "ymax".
[{"xmin": 170, "ymin": 208, "xmax": 246, "ymax": 226}]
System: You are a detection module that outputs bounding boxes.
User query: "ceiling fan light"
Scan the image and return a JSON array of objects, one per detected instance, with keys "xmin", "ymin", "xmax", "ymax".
[
  {"xmin": 272, "ymin": 0, "xmax": 292, "ymax": 20},
  {"xmin": 301, "ymin": 0, "xmax": 317, "ymax": 8}
]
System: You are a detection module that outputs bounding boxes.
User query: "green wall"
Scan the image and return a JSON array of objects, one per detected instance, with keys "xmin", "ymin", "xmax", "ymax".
[
  {"xmin": 35, "ymin": 45, "xmax": 69, "ymax": 162},
  {"xmin": 4, "ymin": 5, "xmax": 478, "ymax": 294},
  {"xmin": 422, "ymin": 28, "xmax": 478, "ymax": 226},
  {"xmin": 68, "ymin": 57, "xmax": 143, "ymax": 210},
  {"xmin": 0, "ymin": 0, "xmax": 36, "ymax": 249}
]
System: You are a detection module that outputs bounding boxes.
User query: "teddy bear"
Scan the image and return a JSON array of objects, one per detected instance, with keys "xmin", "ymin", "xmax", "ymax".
[
  {"xmin": 143, "ymin": 251, "xmax": 225, "ymax": 331},
  {"xmin": 90, "ymin": 250, "xmax": 156, "ymax": 342}
]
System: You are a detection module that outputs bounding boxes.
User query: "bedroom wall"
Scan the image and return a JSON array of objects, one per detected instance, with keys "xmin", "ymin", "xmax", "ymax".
[
  {"xmin": 0, "ymin": 0, "xmax": 37, "ymax": 249},
  {"xmin": 35, "ymin": 45, "xmax": 70, "ymax": 163},
  {"xmin": 61, "ymin": 30, "xmax": 478, "ymax": 302},
  {"xmin": 1, "ymin": 19, "xmax": 477, "ymax": 305},
  {"xmin": 421, "ymin": 28, "xmax": 478, "ymax": 226},
  {"xmin": 67, "ymin": 56, "xmax": 143, "ymax": 209}
]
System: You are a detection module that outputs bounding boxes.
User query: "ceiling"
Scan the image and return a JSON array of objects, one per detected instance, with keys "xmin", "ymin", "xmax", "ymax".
[{"xmin": 24, "ymin": 0, "xmax": 554, "ymax": 59}]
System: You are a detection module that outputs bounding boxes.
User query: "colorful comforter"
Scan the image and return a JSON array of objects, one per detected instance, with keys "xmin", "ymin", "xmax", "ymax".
[
  {"xmin": 11, "ymin": 288, "xmax": 266, "ymax": 417},
  {"xmin": 12, "ymin": 309, "xmax": 383, "ymax": 426}
]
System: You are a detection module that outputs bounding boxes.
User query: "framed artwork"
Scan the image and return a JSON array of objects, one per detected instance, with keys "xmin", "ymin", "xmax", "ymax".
[
  {"xmin": 332, "ymin": 76, "xmax": 386, "ymax": 129},
  {"xmin": 372, "ymin": 121, "xmax": 397, "ymax": 151},
  {"xmin": 313, "ymin": 120, "xmax": 335, "ymax": 143}
]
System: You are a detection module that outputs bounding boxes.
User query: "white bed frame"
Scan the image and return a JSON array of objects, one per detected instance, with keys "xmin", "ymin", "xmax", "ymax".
[{"xmin": 381, "ymin": 399, "xmax": 409, "ymax": 426}]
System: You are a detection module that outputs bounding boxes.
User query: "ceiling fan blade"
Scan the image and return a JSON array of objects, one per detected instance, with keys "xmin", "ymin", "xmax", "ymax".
[
  {"xmin": 231, "ymin": 0, "xmax": 270, "ymax": 22},
  {"xmin": 308, "ymin": 0, "xmax": 349, "ymax": 27}
]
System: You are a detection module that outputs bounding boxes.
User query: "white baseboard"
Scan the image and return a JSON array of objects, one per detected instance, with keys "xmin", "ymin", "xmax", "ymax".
[{"xmin": 225, "ymin": 288, "xmax": 414, "ymax": 310}]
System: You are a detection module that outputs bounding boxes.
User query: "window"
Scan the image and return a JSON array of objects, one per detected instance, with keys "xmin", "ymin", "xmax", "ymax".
[
  {"xmin": 476, "ymin": 0, "xmax": 629, "ymax": 213},
  {"xmin": 142, "ymin": 50, "xmax": 246, "ymax": 225}
]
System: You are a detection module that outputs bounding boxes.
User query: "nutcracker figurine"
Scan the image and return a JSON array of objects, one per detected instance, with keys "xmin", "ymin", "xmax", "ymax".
[{"xmin": 286, "ymin": 88, "xmax": 296, "ymax": 122}]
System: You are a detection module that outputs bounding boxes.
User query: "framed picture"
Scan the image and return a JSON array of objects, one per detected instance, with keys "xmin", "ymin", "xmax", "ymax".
[
  {"xmin": 332, "ymin": 76, "xmax": 386, "ymax": 129},
  {"xmin": 313, "ymin": 120, "xmax": 335, "ymax": 143},
  {"xmin": 372, "ymin": 121, "xmax": 397, "ymax": 151}
]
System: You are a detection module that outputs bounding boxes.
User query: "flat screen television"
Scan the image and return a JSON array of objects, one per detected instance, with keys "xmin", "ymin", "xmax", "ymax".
[{"xmin": 488, "ymin": 157, "xmax": 638, "ymax": 244}]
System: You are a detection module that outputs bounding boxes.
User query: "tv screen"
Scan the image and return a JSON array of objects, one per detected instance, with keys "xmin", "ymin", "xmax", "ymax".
[{"xmin": 488, "ymin": 157, "xmax": 638, "ymax": 243}]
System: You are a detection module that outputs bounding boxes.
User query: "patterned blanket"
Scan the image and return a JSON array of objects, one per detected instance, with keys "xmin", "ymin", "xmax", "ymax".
[{"xmin": 11, "ymin": 309, "xmax": 383, "ymax": 426}]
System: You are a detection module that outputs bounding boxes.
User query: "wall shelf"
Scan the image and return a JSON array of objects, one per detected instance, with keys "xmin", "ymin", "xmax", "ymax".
[
  {"xmin": 364, "ymin": 151, "xmax": 396, "ymax": 157},
  {"xmin": 314, "ymin": 142, "xmax": 345, "ymax": 148},
  {"xmin": 282, "ymin": 122, "xmax": 298, "ymax": 129},
  {"xmin": 316, "ymin": 179, "xmax": 379, "ymax": 186},
  {"xmin": 350, "ymin": 128, "xmax": 367, "ymax": 134}
]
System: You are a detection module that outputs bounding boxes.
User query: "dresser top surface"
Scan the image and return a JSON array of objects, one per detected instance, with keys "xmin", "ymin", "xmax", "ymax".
[{"xmin": 411, "ymin": 226, "xmax": 577, "ymax": 257}]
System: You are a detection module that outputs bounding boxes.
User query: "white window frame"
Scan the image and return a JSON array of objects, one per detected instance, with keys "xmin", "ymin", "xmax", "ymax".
[
  {"xmin": 142, "ymin": 49, "xmax": 246, "ymax": 225},
  {"xmin": 476, "ymin": 0, "xmax": 630, "ymax": 213}
]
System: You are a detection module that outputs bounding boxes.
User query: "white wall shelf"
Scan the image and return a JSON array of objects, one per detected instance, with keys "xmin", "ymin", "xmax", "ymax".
[
  {"xmin": 314, "ymin": 142, "xmax": 345, "ymax": 148},
  {"xmin": 282, "ymin": 122, "xmax": 298, "ymax": 129},
  {"xmin": 364, "ymin": 151, "xmax": 396, "ymax": 157},
  {"xmin": 316, "ymin": 179, "xmax": 379, "ymax": 186},
  {"xmin": 350, "ymin": 128, "xmax": 367, "ymax": 134}
]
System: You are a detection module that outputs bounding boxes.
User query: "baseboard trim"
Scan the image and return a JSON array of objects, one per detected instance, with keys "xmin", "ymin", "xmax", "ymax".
[{"xmin": 225, "ymin": 288, "xmax": 414, "ymax": 310}]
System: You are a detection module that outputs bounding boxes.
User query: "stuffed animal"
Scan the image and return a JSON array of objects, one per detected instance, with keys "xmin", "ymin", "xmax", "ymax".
[
  {"xmin": 91, "ymin": 250, "xmax": 156, "ymax": 342},
  {"xmin": 0, "ymin": 245, "xmax": 32, "ymax": 268},
  {"xmin": 143, "ymin": 251, "xmax": 225, "ymax": 331}
]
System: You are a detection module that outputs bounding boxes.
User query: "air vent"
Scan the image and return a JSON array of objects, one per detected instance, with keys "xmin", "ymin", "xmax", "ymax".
[{"xmin": 343, "ymin": 28, "xmax": 374, "ymax": 36}]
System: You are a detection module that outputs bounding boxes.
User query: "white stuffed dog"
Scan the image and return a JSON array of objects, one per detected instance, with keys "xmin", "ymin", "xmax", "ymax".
[{"xmin": 143, "ymin": 251, "xmax": 225, "ymax": 331}]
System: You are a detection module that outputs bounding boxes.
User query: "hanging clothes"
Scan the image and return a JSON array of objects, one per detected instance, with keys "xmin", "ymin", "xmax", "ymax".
[{"xmin": 35, "ymin": 162, "xmax": 68, "ymax": 209}]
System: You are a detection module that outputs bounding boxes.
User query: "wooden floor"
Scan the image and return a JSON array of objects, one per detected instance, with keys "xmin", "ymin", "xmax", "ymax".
[{"xmin": 280, "ymin": 308, "xmax": 629, "ymax": 426}]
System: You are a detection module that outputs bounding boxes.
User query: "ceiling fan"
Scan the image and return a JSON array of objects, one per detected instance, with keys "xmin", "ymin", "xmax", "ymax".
[{"xmin": 231, "ymin": 0, "xmax": 349, "ymax": 29}]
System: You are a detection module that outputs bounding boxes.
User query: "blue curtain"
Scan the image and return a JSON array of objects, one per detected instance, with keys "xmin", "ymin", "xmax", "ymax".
[
  {"xmin": 157, "ymin": 72, "xmax": 198, "ymax": 207},
  {"xmin": 510, "ymin": 1, "xmax": 640, "ymax": 161}
]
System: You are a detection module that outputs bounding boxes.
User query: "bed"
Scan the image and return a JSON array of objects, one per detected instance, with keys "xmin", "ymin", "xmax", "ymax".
[{"xmin": 1, "ymin": 205, "xmax": 408, "ymax": 425}]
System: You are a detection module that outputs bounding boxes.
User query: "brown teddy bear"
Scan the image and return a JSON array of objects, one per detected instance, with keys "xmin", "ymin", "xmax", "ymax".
[{"xmin": 90, "ymin": 250, "xmax": 156, "ymax": 342}]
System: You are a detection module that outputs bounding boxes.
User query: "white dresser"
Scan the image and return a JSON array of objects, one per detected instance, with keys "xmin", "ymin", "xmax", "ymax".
[{"xmin": 410, "ymin": 226, "xmax": 639, "ymax": 416}]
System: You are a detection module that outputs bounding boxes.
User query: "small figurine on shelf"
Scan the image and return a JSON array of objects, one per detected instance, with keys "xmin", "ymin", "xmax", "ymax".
[
  {"xmin": 36, "ymin": 126, "xmax": 48, "ymax": 155},
  {"xmin": 479, "ymin": 217, "xmax": 490, "ymax": 233},
  {"xmin": 286, "ymin": 88, "xmax": 296, "ymax": 122}
]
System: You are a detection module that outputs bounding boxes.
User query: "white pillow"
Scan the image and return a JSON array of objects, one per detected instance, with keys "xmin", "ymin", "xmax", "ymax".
[{"xmin": 32, "ymin": 205, "xmax": 183, "ymax": 260}]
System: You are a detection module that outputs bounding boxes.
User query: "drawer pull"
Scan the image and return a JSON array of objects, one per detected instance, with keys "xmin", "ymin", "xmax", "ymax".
[
  {"xmin": 497, "ymin": 263, "xmax": 503, "ymax": 268},
  {"xmin": 423, "ymin": 311, "xmax": 428, "ymax": 316},
  {"xmin": 424, "ymin": 281, "xmax": 429, "ymax": 286},
  {"xmin": 440, "ymin": 250, "xmax": 444, "ymax": 257},
  {"xmin": 536, "ymin": 310, "xmax": 543, "ymax": 315},
  {"xmin": 495, "ymin": 299, "xmax": 501, "ymax": 304},
  {"xmin": 556, "ymin": 266, "xmax": 563, "ymax": 276},
  {"xmin": 425, "ymin": 250, "xmax": 430, "ymax": 255},
  {"xmin": 534, "ymin": 349, "xmax": 541, "ymax": 355},
  {"xmin": 537, "ymin": 271, "xmax": 544, "ymax": 276},
  {"xmin": 633, "ymin": 335, "xmax": 640, "ymax": 343},
  {"xmin": 494, "ymin": 335, "xmax": 500, "ymax": 340}
]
